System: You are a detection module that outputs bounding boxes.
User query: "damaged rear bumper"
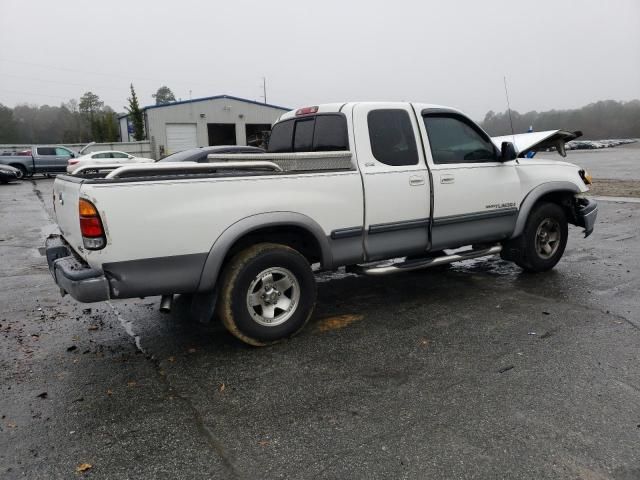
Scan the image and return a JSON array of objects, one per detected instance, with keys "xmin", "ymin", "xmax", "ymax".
[
  {"xmin": 45, "ymin": 235, "xmax": 110, "ymax": 302},
  {"xmin": 574, "ymin": 197, "xmax": 598, "ymax": 237}
]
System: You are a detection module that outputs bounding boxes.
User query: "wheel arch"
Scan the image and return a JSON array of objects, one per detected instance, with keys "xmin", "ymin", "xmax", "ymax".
[
  {"xmin": 511, "ymin": 181, "xmax": 581, "ymax": 239},
  {"xmin": 197, "ymin": 212, "xmax": 332, "ymax": 292},
  {"xmin": 9, "ymin": 163, "xmax": 27, "ymax": 177}
]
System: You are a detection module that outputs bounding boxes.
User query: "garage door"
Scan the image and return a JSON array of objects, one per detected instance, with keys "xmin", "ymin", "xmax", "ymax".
[{"xmin": 166, "ymin": 123, "xmax": 197, "ymax": 154}]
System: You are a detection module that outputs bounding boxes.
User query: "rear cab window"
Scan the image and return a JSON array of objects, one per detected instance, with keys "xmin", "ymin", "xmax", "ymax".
[
  {"xmin": 367, "ymin": 109, "xmax": 419, "ymax": 166},
  {"xmin": 267, "ymin": 114, "xmax": 348, "ymax": 153}
]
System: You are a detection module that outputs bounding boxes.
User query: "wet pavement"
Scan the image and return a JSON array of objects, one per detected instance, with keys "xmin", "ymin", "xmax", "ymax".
[
  {"xmin": 1, "ymin": 178, "xmax": 639, "ymax": 479},
  {"xmin": 539, "ymin": 141, "xmax": 640, "ymax": 181}
]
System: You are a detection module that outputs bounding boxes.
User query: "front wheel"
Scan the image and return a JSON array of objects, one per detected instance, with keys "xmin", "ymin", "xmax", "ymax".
[
  {"xmin": 11, "ymin": 164, "xmax": 26, "ymax": 179},
  {"xmin": 216, "ymin": 243, "xmax": 317, "ymax": 346},
  {"xmin": 504, "ymin": 202, "xmax": 568, "ymax": 273}
]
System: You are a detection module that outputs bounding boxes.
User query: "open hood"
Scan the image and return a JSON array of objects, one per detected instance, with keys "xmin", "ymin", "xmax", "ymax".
[
  {"xmin": 78, "ymin": 142, "xmax": 96, "ymax": 155},
  {"xmin": 491, "ymin": 130, "xmax": 582, "ymax": 158}
]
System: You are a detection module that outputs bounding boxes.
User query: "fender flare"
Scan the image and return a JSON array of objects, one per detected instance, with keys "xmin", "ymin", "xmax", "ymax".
[
  {"xmin": 511, "ymin": 181, "xmax": 581, "ymax": 238},
  {"xmin": 196, "ymin": 211, "xmax": 333, "ymax": 292}
]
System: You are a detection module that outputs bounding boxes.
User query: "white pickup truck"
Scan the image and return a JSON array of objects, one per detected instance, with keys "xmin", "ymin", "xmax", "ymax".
[{"xmin": 46, "ymin": 102, "xmax": 597, "ymax": 346}]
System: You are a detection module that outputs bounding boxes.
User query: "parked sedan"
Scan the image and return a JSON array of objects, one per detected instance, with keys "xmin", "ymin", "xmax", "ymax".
[
  {"xmin": 67, "ymin": 151, "xmax": 154, "ymax": 174},
  {"xmin": 157, "ymin": 145, "xmax": 264, "ymax": 163},
  {"xmin": 0, "ymin": 164, "xmax": 22, "ymax": 184}
]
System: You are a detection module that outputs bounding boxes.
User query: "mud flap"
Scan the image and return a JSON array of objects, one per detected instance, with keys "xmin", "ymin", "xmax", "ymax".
[{"xmin": 190, "ymin": 290, "xmax": 218, "ymax": 324}]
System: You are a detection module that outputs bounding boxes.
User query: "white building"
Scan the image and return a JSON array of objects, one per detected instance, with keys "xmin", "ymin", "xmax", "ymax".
[{"xmin": 119, "ymin": 95, "xmax": 289, "ymax": 158}]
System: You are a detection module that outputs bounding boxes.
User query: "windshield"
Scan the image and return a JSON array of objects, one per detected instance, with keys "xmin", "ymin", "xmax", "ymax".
[{"xmin": 157, "ymin": 149, "xmax": 200, "ymax": 162}]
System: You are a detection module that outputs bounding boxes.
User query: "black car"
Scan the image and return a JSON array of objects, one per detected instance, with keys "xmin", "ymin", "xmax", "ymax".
[
  {"xmin": 158, "ymin": 145, "xmax": 264, "ymax": 163},
  {"xmin": 0, "ymin": 164, "xmax": 21, "ymax": 184}
]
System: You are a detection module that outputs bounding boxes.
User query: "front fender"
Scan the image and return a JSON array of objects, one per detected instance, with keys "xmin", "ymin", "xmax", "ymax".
[
  {"xmin": 511, "ymin": 181, "xmax": 581, "ymax": 238},
  {"xmin": 196, "ymin": 211, "xmax": 333, "ymax": 292}
]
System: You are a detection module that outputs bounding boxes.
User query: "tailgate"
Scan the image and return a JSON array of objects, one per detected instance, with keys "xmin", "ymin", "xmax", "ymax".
[{"xmin": 52, "ymin": 176, "xmax": 85, "ymax": 256}]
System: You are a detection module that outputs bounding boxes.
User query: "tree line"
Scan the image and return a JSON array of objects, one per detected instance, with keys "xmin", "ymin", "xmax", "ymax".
[
  {"xmin": 0, "ymin": 85, "xmax": 177, "ymax": 145},
  {"xmin": 1, "ymin": 93, "xmax": 637, "ymax": 144},
  {"xmin": 481, "ymin": 99, "xmax": 640, "ymax": 139}
]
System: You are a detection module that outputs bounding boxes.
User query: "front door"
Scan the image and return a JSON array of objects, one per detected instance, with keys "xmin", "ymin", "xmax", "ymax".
[
  {"xmin": 53, "ymin": 147, "xmax": 73, "ymax": 171},
  {"xmin": 419, "ymin": 111, "xmax": 520, "ymax": 250},
  {"xmin": 352, "ymin": 103, "xmax": 431, "ymax": 261}
]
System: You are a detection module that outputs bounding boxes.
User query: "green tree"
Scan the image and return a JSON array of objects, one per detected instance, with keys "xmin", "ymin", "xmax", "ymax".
[
  {"xmin": 480, "ymin": 99, "xmax": 640, "ymax": 140},
  {"xmin": 0, "ymin": 104, "xmax": 18, "ymax": 142},
  {"xmin": 101, "ymin": 107, "xmax": 119, "ymax": 142},
  {"xmin": 152, "ymin": 86, "xmax": 176, "ymax": 105},
  {"xmin": 79, "ymin": 91, "xmax": 105, "ymax": 141},
  {"xmin": 126, "ymin": 84, "xmax": 145, "ymax": 141},
  {"xmin": 79, "ymin": 91, "xmax": 104, "ymax": 117}
]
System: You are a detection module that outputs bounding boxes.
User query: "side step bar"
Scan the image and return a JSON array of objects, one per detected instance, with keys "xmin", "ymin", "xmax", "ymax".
[{"xmin": 354, "ymin": 245, "xmax": 503, "ymax": 276}]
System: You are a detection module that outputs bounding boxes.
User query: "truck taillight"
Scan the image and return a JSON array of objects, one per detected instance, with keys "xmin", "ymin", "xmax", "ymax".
[{"xmin": 79, "ymin": 198, "xmax": 106, "ymax": 249}]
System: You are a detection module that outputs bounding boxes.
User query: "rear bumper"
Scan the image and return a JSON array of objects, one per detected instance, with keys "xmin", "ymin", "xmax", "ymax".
[
  {"xmin": 574, "ymin": 197, "xmax": 598, "ymax": 237},
  {"xmin": 45, "ymin": 235, "xmax": 110, "ymax": 302}
]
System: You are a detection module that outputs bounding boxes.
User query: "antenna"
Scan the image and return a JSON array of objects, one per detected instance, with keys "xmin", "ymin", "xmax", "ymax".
[
  {"xmin": 503, "ymin": 76, "xmax": 515, "ymax": 140},
  {"xmin": 261, "ymin": 77, "xmax": 267, "ymax": 104}
]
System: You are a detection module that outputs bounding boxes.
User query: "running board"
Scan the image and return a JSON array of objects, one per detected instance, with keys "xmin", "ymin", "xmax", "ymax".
[{"xmin": 354, "ymin": 245, "xmax": 503, "ymax": 276}]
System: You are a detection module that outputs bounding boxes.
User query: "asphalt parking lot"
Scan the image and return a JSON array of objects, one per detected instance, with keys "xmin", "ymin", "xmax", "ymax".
[{"xmin": 1, "ymin": 176, "xmax": 639, "ymax": 479}]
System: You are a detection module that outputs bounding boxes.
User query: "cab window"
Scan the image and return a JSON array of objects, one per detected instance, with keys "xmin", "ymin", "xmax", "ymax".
[
  {"xmin": 423, "ymin": 115, "xmax": 498, "ymax": 164},
  {"xmin": 367, "ymin": 109, "xmax": 418, "ymax": 166},
  {"xmin": 293, "ymin": 119, "xmax": 314, "ymax": 151},
  {"xmin": 267, "ymin": 114, "xmax": 349, "ymax": 153},
  {"xmin": 55, "ymin": 147, "xmax": 72, "ymax": 157},
  {"xmin": 37, "ymin": 147, "xmax": 56, "ymax": 156}
]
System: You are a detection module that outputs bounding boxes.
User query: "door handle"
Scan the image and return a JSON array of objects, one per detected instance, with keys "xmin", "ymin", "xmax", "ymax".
[
  {"xmin": 440, "ymin": 174, "xmax": 455, "ymax": 184},
  {"xmin": 409, "ymin": 175, "xmax": 425, "ymax": 186}
]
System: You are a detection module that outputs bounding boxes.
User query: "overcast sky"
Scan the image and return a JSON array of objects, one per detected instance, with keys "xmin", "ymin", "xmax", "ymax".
[{"xmin": 1, "ymin": 0, "xmax": 639, "ymax": 119}]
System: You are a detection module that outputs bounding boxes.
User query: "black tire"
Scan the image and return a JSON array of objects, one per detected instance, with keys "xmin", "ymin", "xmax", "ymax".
[
  {"xmin": 10, "ymin": 164, "xmax": 26, "ymax": 179},
  {"xmin": 505, "ymin": 202, "xmax": 568, "ymax": 273},
  {"xmin": 216, "ymin": 243, "xmax": 317, "ymax": 346},
  {"xmin": 0, "ymin": 178, "xmax": 8, "ymax": 184}
]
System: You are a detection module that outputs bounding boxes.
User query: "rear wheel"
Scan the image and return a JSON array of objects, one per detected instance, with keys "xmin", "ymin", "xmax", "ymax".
[
  {"xmin": 216, "ymin": 243, "xmax": 317, "ymax": 346},
  {"xmin": 505, "ymin": 202, "xmax": 568, "ymax": 272}
]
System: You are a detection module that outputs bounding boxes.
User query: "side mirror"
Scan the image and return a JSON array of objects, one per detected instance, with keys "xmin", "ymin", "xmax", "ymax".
[{"xmin": 500, "ymin": 142, "xmax": 518, "ymax": 161}]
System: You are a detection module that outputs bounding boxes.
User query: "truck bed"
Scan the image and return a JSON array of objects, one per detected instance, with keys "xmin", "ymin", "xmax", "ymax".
[
  {"xmin": 67, "ymin": 151, "xmax": 355, "ymax": 181},
  {"xmin": 52, "ymin": 150, "xmax": 364, "ymax": 292}
]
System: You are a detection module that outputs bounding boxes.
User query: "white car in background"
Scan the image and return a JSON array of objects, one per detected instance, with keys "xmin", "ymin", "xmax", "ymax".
[{"xmin": 67, "ymin": 151, "xmax": 154, "ymax": 174}]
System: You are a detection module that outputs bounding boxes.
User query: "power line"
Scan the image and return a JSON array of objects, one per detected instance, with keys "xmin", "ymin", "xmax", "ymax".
[
  {"xmin": 0, "ymin": 88, "xmax": 120, "ymax": 106},
  {"xmin": 0, "ymin": 57, "xmax": 223, "ymax": 90},
  {"xmin": 2, "ymin": 73, "xmax": 127, "ymax": 92}
]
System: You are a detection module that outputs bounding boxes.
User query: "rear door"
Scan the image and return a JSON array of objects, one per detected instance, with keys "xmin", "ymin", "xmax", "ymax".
[
  {"xmin": 419, "ymin": 110, "xmax": 520, "ymax": 250},
  {"xmin": 34, "ymin": 147, "xmax": 57, "ymax": 172},
  {"xmin": 166, "ymin": 124, "xmax": 198, "ymax": 154},
  {"xmin": 352, "ymin": 103, "xmax": 431, "ymax": 261}
]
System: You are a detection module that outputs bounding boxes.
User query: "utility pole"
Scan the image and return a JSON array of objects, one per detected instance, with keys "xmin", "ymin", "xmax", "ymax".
[{"xmin": 261, "ymin": 77, "xmax": 267, "ymax": 104}]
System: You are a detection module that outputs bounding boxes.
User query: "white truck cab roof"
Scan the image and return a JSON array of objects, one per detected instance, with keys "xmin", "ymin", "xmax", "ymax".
[{"xmin": 278, "ymin": 102, "xmax": 463, "ymax": 122}]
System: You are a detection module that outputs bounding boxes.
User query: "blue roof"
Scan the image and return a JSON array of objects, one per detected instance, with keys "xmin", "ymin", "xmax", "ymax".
[{"xmin": 142, "ymin": 94, "xmax": 290, "ymax": 112}]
